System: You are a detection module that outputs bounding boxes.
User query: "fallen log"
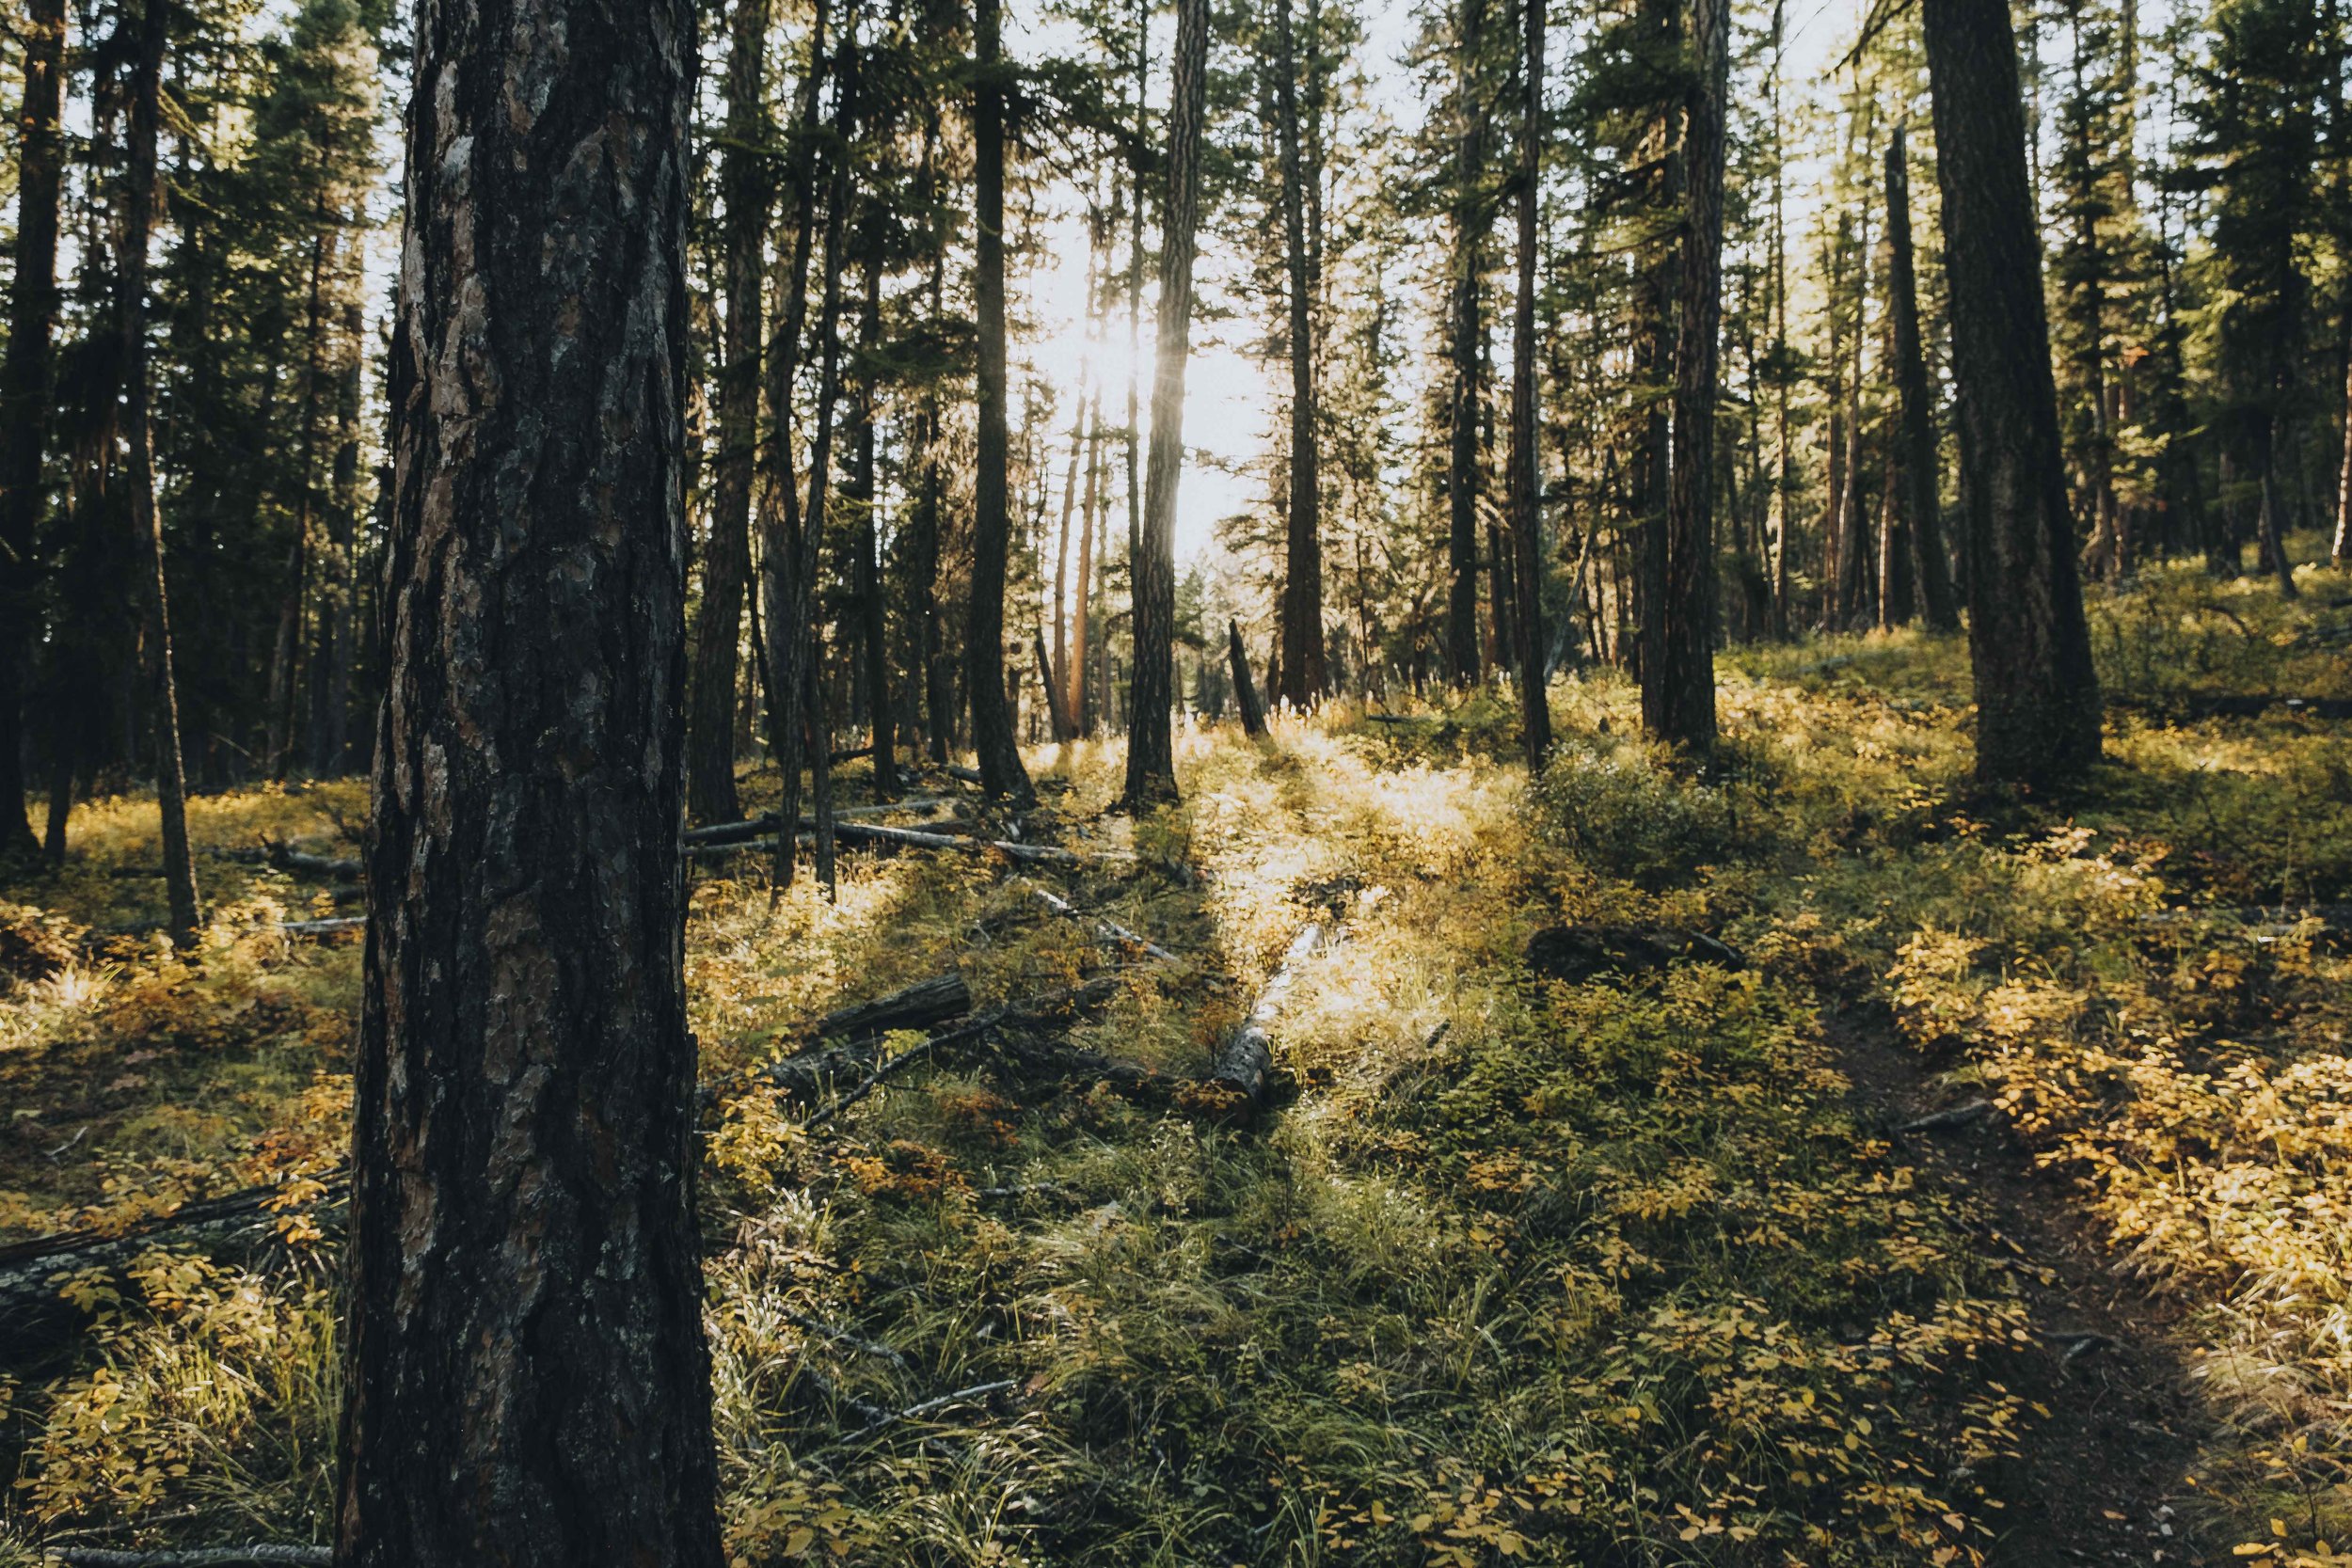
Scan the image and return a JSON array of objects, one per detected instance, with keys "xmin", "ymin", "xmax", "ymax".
[
  {"xmin": 684, "ymin": 800, "xmax": 952, "ymax": 847},
  {"xmin": 764, "ymin": 973, "xmax": 977, "ymax": 1101},
  {"xmin": 1897, "ymin": 1100, "xmax": 1994, "ymax": 1135},
  {"xmin": 133, "ymin": 845, "xmax": 359, "ymax": 880},
  {"xmin": 2144, "ymin": 693, "xmax": 2352, "ymax": 721},
  {"xmin": 1523, "ymin": 924, "xmax": 1744, "ymax": 986},
  {"xmin": 1029, "ymin": 886, "xmax": 1178, "ymax": 962},
  {"xmin": 815, "ymin": 971, "xmax": 973, "ymax": 1040},
  {"xmin": 835, "ymin": 822, "xmax": 1088, "ymax": 864},
  {"xmin": 847, "ymin": 1378, "xmax": 1017, "ymax": 1441},
  {"xmin": 801, "ymin": 975, "xmax": 1126, "ymax": 1126},
  {"xmin": 1, "ymin": 1183, "xmax": 347, "ymax": 1361},
  {"xmin": 278, "ymin": 917, "xmax": 363, "ymax": 938},
  {"xmin": 1207, "ymin": 923, "xmax": 1328, "ymax": 1107},
  {"xmin": 2137, "ymin": 903, "xmax": 2352, "ymax": 942}
]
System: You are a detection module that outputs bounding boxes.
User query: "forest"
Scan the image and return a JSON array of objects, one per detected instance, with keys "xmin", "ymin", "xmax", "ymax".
[{"xmin": 0, "ymin": 0, "xmax": 2347, "ymax": 1559}]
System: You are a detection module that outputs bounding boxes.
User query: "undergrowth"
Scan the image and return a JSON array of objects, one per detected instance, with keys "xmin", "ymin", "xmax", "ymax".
[{"xmin": 1, "ymin": 562, "xmax": 2347, "ymax": 1565}]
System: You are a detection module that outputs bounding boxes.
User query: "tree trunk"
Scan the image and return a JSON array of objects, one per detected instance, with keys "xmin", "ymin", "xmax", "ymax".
[
  {"xmin": 0, "ymin": 0, "xmax": 66, "ymax": 858},
  {"xmin": 2256, "ymin": 421, "xmax": 2299, "ymax": 597},
  {"xmin": 340, "ymin": 3, "xmax": 723, "ymax": 1563},
  {"xmin": 1124, "ymin": 0, "xmax": 1147, "ymax": 668},
  {"xmin": 970, "ymin": 0, "xmax": 1035, "ymax": 807},
  {"xmin": 688, "ymin": 0, "xmax": 772, "ymax": 824},
  {"xmin": 1643, "ymin": 0, "xmax": 1726, "ymax": 756},
  {"xmin": 1922, "ymin": 0, "xmax": 2104, "ymax": 784},
  {"xmin": 1122, "ymin": 0, "xmax": 1208, "ymax": 809},
  {"xmin": 266, "ymin": 219, "xmax": 335, "ymax": 782},
  {"xmin": 1228, "ymin": 618, "xmax": 1267, "ymax": 736},
  {"xmin": 311, "ymin": 295, "xmax": 366, "ymax": 775},
  {"xmin": 1508, "ymin": 0, "xmax": 1551, "ymax": 767},
  {"xmin": 2335, "ymin": 346, "xmax": 2352, "ymax": 565},
  {"xmin": 913, "ymin": 107, "xmax": 954, "ymax": 764},
  {"xmin": 763, "ymin": 18, "xmax": 857, "ymax": 888},
  {"xmin": 1073, "ymin": 388, "xmax": 1105, "ymax": 733},
  {"xmin": 1444, "ymin": 0, "xmax": 1489, "ymax": 688},
  {"xmin": 1273, "ymin": 0, "xmax": 1324, "ymax": 708},
  {"xmin": 852, "ymin": 246, "xmax": 895, "ymax": 797},
  {"xmin": 1050, "ymin": 379, "xmax": 1084, "ymax": 740},
  {"xmin": 1886, "ymin": 125, "xmax": 1960, "ymax": 631},
  {"xmin": 119, "ymin": 0, "xmax": 199, "ymax": 945}
]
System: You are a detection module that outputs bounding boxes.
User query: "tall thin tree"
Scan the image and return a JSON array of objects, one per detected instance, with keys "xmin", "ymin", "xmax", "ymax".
[
  {"xmin": 1884, "ymin": 123, "xmax": 1961, "ymax": 630},
  {"xmin": 1643, "ymin": 0, "xmax": 1727, "ymax": 755},
  {"xmin": 122, "ymin": 0, "xmax": 200, "ymax": 944},
  {"xmin": 689, "ymin": 0, "xmax": 773, "ymax": 824},
  {"xmin": 339, "ymin": 2, "xmax": 723, "ymax": 1563},
  {"xmin": 1274, "ymin": 0, "xmax": 1326, "ymax": 707},
  {"xmin": 1444, "ymin": 0, "xmax": 1490, "ymax": 687}
]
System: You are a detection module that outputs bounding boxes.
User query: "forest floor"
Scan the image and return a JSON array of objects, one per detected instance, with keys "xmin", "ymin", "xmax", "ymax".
[{"xmin": 1, "ymin": 558, "xmax": 2349, "ymax": 1567}]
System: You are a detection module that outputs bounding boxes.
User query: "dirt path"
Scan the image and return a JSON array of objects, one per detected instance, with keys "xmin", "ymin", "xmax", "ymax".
[{"xmin": 1825, "ymin": 1003, "xmax": 2217, "ymax": 1567}]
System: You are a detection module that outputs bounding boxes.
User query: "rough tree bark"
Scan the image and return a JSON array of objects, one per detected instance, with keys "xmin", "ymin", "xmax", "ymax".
[
  {"xmin": 1922, "ymin": 0, "xmax": 2104, "ymax": 784},
  {"xmin": 311, "ymin": 295, "xmax": 366, "ymax": 774},
  {"xmin": 1068, "ymin": 390, "xmax": 1099, "ymax": 736},
  {"xmin": 1444, "ymin": 0, "xmax": 1489, "ymax": 688},
  {"xmin": 1273, "ymin": 0, "xmax": 1325, "ymax": 707},
  {"xmin": 1122, "ymin": 0, "xmax": 1208, "ymax": 809},
  {"xmin": 1508, "ymin": 0, "xmax": 1552, "ymax": 767},
  {"xmin": 1228, "ymin": 617, "xmax": 1267, "ymax": 736},
  {"xmin": 2336, "ymin": 349, "xmax": 2352, "ymax": 565},
  {"xmin": 1643, "ymin": 0, "xmax": 1726, "ymax": 757},
  {"xmin": 851, "ymin": 244, "xmax": 894, "ymax": 796},
  {"xmin": 338, "ymin": 3, "xmax": 723, "ymax": 1565},
  {"xmin": 1884, "ymin": 124, "xmax": 1961, "ymax": 632},
  {"xmin": 970, "ymin": 0, "xmax": 1036, "ymax": 806},
  {"xmin": 0, "ymin": 0, "xmax": 66, "ymax": 857},
  {"xmin": 913, "ymin": 106, "xmax": 954, "ymax": 762},
  {"xmin": 121, "ymin": 0, "xmax": 199, "ymax": 945},
  {"xmin": 688, "ymin": 0, "xmax": 772, "ymax": 824},
  {"xmin": 764, "ymin": 23, "xmax": 857, "ymax": 888}
]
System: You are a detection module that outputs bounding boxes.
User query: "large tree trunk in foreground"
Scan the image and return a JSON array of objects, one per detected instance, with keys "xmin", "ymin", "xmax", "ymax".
[
  {"xmin": 1923, "ymin": 0, "xmax": 2103, "ymax": 785},
  {"xmin": 0, "ymin": 0, "xmax": 66, "ymax": 859},
  {"xmin": 1885, "ymin": 125, "xmax": 1960, "ymax": 632},
  {"xmin": 1122, "ymin": 0, "xmax": 1209, "ymax": 809},
  {"xmin": 339, "ymin": 4, "xmax": 723, "ymax": 1565},
  {"xmin": 122, "ymin": 0, "xmax": 199, "ymax": 945},
  {"xmin": 1642, "ymin": 0, "xmax": 1726, "ymax": 757},
  {"xmin": 688, "ymin": 0, "xmax": 772, "ymax": 824},
  {"xmin": 765, "ymin": 31, "xmax": 857, "ymax": 889},
  {"xmin": 1273, "ymin": 0, "xmax": 1325, "ymax": 708},
  {"xmin": 970, "ymin": 0, "xmax": 1036, "ymax": 807},
  {"xmin": 1508, "ymin": 0, "xmax": 1551, "ymax": 768}
]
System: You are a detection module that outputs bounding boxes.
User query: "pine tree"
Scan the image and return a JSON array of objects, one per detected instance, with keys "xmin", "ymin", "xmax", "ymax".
[
  {"xmin": 1123, "ymin": 0, "xmax": 1209, "ymax": 807},
  {"xmin": 1923, "ymin": 0, "xmax": 2105, "ymax": 784},
  {"xmin": 342, "ymin": 0, "xmax": 723, "ymax": 1556}
]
